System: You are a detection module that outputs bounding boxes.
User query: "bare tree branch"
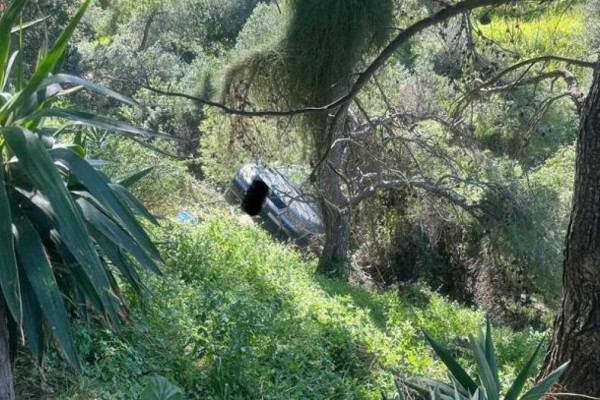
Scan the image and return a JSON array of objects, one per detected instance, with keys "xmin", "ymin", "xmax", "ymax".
[{"xmin": 142, "ymin": 0, "xmax": 528, "ymax": 119}]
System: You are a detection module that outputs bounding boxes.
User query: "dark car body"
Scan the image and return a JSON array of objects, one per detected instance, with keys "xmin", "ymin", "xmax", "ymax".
[{"xmin": 225, "ymin": 163, "xmax": 323, "ymax": 244}]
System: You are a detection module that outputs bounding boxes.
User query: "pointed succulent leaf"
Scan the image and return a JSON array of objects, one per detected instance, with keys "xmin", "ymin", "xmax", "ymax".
[
  {"xmin": 423, "ymin": 330, "xmax": 479, "ymax": 394},
  {"xmin": 3, "ymin": 127, "xmax": 120, "ymax": 327},
  {"xmin": 0, "ymin": 0, "xmax": 30, "ymax": 89},
  {"xmin": 110, "ymin": 183, "xmax": 159, "ymax": 224},
  {"xmin": 12, "ymin": 210, "xmax": 80, "ymax": 369},
  {"xmin": 521, "ymin": 362, "xmax": 569, "ymax": 400},
  {"xmin": 116, "ymin": 166, "xmax": 155, "ymax": 188},
  {"xmin": 504, "ymin": 341, "xmax": 544, "ymax": 400},
  {"xmin": 0, "ymin": 0, "xmax": 90, "ymax": 120},
  {"xmin": 0, "ymin": 155, "xmax": 22, "ymax": 323},
  {"xmin": 469, "ymin": 333, "xmax": 499, "ymax": 400},
  {"xmin": 51, "ymin": 147, "xmax": 161, "ymax": 261},
  {"xmin": 40, "ymin": 74, "xmax": 138, "ymax": 107},
  {"xmin": 484, "ymin": 319, "xmax": 500, "ymax": 390},
  {"xmin": 18, "ymin": 268, "xmax": 44, "ymax": 364},
  {"xmin": 27, "ymin": 108, "xmax": 178, "ymax": 141},
  {"xmin": 76, "ymin": 197, "xmax": 160, "ymax": 275},
  {"xmin": 10, "ymin": 17, "xmax": 48, "ymax": 34}
]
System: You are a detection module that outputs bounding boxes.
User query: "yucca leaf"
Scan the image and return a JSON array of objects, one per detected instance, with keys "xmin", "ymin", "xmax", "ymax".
[
  {"xmin": 423, "ymin": 330, "xmax": 479, "ymax": 394},
  {"xmin": 469, "ymin": 333, "xmax": 499, "ymax": 400},
  {"xmin": 30, "ymin": 108, "xmax": 178, "ymax": 141},
  {"xmin": 92, "ymin": 229, "xmax": 145, "ymax": 297},
  {"xmin": 40, "ymin": 74, "xmax": 138, "ymax": 107},
  {"xmin": 504, "ymin": 341, "xmax": 544, "ymax": 400},
  {"xmin": 0, "ymin": 154, "xmax": 22, "ymax": 324},
  {"xmin": 0, "ymin": 0, "xmax": 90, "ymax": 122},
  {"xmin": 19, "ymin": 270, "xmax": 44, "ymax": 364},
  {"xmin": 0, "ymin": 0, "xmax": 30, "ymax": 88},
  {"xmin": 3, "ymin": 127, "xmax": 120, "ymax": 327},
  {"xmin": 116, "ymin": 166, "xmax": 155, "ymax": 188},
  {"xmin": 76, "ymin": 197, "xmax": 160, "ymax": 275},
  {"xmin": 484, "ymin": 319, "xmax": 500, "ymax": 390},
  {"xmin": 521, "ymin": 361, "xmax": 569, "ymax": 400},
  {"xmin": 12, "ymin": 211, "xmax": 80, "ymax": 370},
  {"xmin": 110, "ymin": 183, "xmax": 159, "ymax": 224},
  {"xmin": 51, "ymin": 147, "xmax": 161, "ymax": 261},
  {"xmin": 406, "ymin": 378, "xmax": 458, "ymax": 397},
  {"xmin": 10, "ymin": 17, "xmax": 48, "ymax": 34},
  {"xmin": 1, "ymin": 51, "xmax": 19, "ymax": 91}
]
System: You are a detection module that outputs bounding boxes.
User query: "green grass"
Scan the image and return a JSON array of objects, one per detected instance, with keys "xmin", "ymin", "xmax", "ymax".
[{"xmin": 16, "ymin": 211, "xmax": 547, "ymax": 399}]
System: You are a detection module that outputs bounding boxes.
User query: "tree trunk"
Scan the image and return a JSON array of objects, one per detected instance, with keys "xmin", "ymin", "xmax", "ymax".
[
  {"xmin": 315, "ymin": 111, "xmax": 351, "ymax": 277},
  {"xmin": 539, "ymin": 60, "xmax": 600, "ymax": 396},
  {"xmin": 0, "ymin": 302, "xmax": 15, "ymax": 400}
]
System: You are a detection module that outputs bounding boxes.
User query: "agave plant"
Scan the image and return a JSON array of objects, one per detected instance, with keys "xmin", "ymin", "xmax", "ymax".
[
  {"xmin": 402, "ymin": 320, "xmax": 569, "ymax": 400},
  {"xmin": 0, "ymin": 0, "xmax": 172, "ymax": 389}
]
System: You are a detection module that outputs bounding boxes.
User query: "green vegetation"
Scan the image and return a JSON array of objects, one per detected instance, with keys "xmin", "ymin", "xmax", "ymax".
[
  {"xmin": 16, "ymin": 214, "xmax": 545, "ymax": 398},
  {"xmin": 3, "ymin": 0, "xmax": 599, "ymax": 397}
]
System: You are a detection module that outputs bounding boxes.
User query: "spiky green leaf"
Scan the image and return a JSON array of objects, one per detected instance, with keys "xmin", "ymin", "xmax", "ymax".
[
  {"xmin": 19, "ymin": 267, "xmax": 44, "ymax": 364},
  {"xmin": 423, "ymin": 330, "xmax": 479, "ymax": 394},
  {"xmin": 40, "ymin": 74, "xmax": 139, "ymax": 107},
  {"xmin": 27, "ymin": 108, "xmax": 177, "ymax": 141},
  {"xmin": 484, "ymin": 320, "xmax": 500, "ymax": 390},
  {"xmin": 3, "ymin": 127, "xmax": 120, "ymax": 327},
  {"xmin": 469, "ymin": 333, "xmax": 499, "ymax": 400},
  {"xmin": 504, "ymin": 341, "xmax": 544, "ymax": 400},
  {"xmin": 76, "ymin": 197, "xmax": 160, "ymax": 275},
  {"xmin": 0, "ymin": 157, "xmax": 22, "ymax": 323},
  {"xmin": 51, "ymin": 147, "xmax": 161, "ymax": 261},
  {"xmin": 521, "ymin": 362, "xmax": 569, "ymax": 400},
  {"xmin": 0, "ymin": 0, "xmax": 90, "ymax": 121},
  {"xmin": 12, "ymin": 211, "xmax": 80, "ymax": 369},
  {"xmin": 0, "ymin": 0, "xmax": 30, "ymax": 88}
]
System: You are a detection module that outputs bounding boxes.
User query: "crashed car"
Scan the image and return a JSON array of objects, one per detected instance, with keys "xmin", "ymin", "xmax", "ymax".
[{"xmin": 225, "ymin": 163, "xmax": 323, "ymax": 245}]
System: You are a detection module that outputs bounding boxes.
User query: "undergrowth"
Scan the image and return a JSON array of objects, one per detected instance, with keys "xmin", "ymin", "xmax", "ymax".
[{"xmin": 16, "ymin": 212, "xmax": 546, "ymax": 399}]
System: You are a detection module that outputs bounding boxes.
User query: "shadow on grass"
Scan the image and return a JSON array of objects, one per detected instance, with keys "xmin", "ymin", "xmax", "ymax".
[{"xmin": 315, "ymin": 277, "xmax": 389, "ymax": 330}]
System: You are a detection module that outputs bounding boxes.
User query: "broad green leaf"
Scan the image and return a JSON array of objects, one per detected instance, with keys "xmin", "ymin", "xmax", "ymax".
[
  {"xmin": 423, "ymin": 330, "xmax": 479, "ymax": 394},
  {"xmin": 469, "ymin": 334, "xmax": 499, "ymax": 400},
  {"xmin": 12, "ymin": 211, "xmax": 80, "ymax": 369},
  {"xmin": 51, "ymin": 147, "xmax": 161, "ymax": 261},
  {"xmin": 0, "ymin": 154, "xmax": 22, "ymax": 323},
  {"xmin": 3, "ymin": 127, "xmax": 120, "ymax": 327},
  {"xmin": 505, "ymin": 341, "xmax": 544, "ymax": 400},
  {"xmin": 140, "ymin": 376, "xmax": 184, "ymax": 400},
  {"xmin": 0, "ymin": 0, "xmax": 30, "ymax": 89},
  {"xmin": 521, "ymin": 361, "xmax": 569, "ymax": 400},
  {"xmin": 0, "ymin": 0, "xmax": 90, "ymax": 121},
  {"xmin": 76, "ymin": 197, "xmax": 160, "ymax": 274}
]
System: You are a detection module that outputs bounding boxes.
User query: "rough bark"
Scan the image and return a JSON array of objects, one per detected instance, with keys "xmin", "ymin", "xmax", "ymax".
[
  {"xmin": 539, "ymin": 60, "xmax": 600, "ymax": 396},
  {"xmin": 0, "ymin": 302, "xmax": 15, "ymax": 400},
  {"xmin": 315, "ymin": 112, "xmax": 351, "ymax": 277}
]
